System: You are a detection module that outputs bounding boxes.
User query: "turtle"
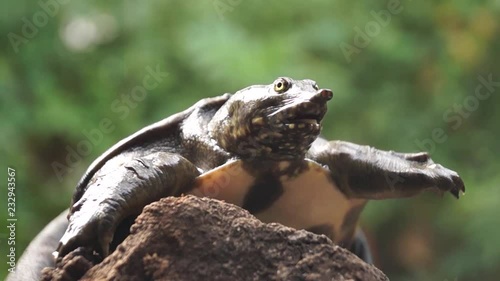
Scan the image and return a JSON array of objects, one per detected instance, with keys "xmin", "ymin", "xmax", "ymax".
[{"xmin": 11, "ymin": 77, "xmax": 465, "ymax": 280}]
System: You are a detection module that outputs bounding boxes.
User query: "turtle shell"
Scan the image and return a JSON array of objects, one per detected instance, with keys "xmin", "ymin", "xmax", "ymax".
[{"xmin": 190, "ymin": 159, "xmax": 365, "ymax": 244}]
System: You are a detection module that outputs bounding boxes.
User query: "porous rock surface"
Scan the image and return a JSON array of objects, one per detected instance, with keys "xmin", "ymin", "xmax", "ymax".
[{"xmin": 42, "ymin": 196, "xmax": 388, "ymax": 281}]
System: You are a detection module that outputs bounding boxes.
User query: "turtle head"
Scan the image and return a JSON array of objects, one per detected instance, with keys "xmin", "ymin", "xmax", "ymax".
[{"xmin": 209, "ymin": 77, "xmax": 333, "ymax": 160}]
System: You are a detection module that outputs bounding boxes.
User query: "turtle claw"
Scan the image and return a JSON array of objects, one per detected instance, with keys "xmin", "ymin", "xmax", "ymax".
[
  {"xmin": 450, "ymin": 174, "xmax": 466, "ymax": 199},
  {"xmin": 427, "ymin": 163, "xmax": 465, "ymax": 199},
  {"xmin": 55, "ymin": 205, "xmax": 115, "ymax": 260},
  {"xmin": 449, "ymin": 186, "xmax": 459, "ymax": 199},
  {"xmin": 405, "ymin": 152, "xmax": 430, "ymax": 163}
]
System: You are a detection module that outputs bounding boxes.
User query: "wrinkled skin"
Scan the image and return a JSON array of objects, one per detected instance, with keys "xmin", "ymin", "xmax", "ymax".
[{"xmin": 9, "ymin": 77, "xmax": 465, "ymax": 281}]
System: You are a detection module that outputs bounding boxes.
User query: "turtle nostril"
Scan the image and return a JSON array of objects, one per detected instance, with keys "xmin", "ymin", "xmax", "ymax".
[
  {"xmin": 320, "ymin": 89, "xmax": 333, "ymax": 101},
  {"xmin": 311, "ymin": 89, "xmax": 333, "ymax": 103}
]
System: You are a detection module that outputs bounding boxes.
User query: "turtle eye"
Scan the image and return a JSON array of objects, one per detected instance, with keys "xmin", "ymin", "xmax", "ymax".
[{"xmin": 273, "ymin": 78, "xmax": 290, "ymax": 93}]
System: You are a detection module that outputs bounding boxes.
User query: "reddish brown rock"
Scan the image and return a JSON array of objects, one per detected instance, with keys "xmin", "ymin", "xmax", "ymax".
[{"xmin": 43, "ymin": 196, "xmax": 388, "ymax": 281}]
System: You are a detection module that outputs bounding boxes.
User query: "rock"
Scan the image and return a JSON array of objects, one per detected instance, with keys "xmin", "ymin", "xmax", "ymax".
[{"xmin": 42, "ymin": 195, "xmax": 388, "ymax": 281}]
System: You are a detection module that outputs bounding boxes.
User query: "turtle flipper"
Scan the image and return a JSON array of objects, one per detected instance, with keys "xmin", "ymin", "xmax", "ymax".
[
  {"xmin": 55, "ymin": 152, "xmax": 200, "ymax": 259},
  {"xmin": 309, "ymin": 140, "xmax": 465, "ymax": 199}
]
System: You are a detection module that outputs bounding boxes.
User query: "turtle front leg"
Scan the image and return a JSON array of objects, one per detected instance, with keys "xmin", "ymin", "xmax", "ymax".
[
  {"xmin": 309, "ymin": 140, "xmax": 465, "ymax": 200},
  {"xmin": 55, "ymin": 151, "xmax": 200, "ymax": 259}
]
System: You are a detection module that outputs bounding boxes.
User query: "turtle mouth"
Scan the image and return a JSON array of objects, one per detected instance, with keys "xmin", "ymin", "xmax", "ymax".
[
  {"xmin": 286, "ymin": 112, "xmax": 322, "ymax": 129},
  {"xmin": 256, "ymin": 102, "xmax": 327, "ymax": 157},
  {"xmin": 282, "ymin": 103, "xmax": 326, "ymax": 133}
]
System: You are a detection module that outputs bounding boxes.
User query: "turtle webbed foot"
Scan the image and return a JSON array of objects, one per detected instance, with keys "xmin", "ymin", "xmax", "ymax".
[
  {"xmin": 424, "ymin": 162, "xmax": 465, "ymax": 199},
  {"xmin": 400, "ymin": 152, "xmax": 465, "ymax": 199}
]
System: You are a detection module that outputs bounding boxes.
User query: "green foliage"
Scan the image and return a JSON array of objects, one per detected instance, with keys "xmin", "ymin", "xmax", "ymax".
[{"xmin": 1, "ymin": 0, "xmax": 499, "ymax": 280}]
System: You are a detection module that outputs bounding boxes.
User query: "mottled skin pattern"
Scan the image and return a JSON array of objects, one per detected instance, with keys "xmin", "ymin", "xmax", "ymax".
[{"xmin": 9, "ymin": 77, "xmax": 465, "ymax": 281}]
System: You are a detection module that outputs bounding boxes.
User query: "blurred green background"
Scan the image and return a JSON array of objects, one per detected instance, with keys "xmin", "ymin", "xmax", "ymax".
[{"xmin": 1, "ymin": 1, "xmax": 499, "ymax": 280}]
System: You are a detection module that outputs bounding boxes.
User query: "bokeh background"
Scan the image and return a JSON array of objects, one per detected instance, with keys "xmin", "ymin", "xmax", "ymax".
[{"xmin": 1, "ymin": 1, "xmax": 499, "ymax": 280}]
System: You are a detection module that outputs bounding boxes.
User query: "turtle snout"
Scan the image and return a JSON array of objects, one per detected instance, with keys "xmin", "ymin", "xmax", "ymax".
[{"xmin": 311, "ymin": 89, "xmax": 333, "ymax": 104}]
